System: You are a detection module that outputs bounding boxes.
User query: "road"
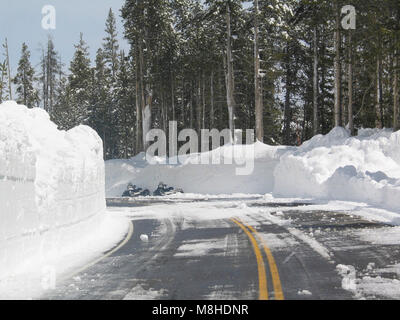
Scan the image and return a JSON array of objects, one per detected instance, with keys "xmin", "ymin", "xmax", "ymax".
[{"xmin": 42, "ymin": 196, "xmax": 400, "ymax": 300}]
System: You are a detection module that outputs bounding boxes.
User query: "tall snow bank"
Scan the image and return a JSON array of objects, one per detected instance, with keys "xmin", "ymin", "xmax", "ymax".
[
  {"xmin": 274, "ymin": 127, "xmax": 400, "ymax": 211},
  {"xmin": 106, "ymin": 142, "xmax": 291, "ymax": 196},
  {"xmin": 0, "ymin": 101, "xmax": 107, "ymax": 280},
  {"xmin": 106, "ymin": 126, "xmax": 400, "ymax": 213}
]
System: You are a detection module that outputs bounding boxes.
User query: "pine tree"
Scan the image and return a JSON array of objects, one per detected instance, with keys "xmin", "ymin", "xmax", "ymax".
[
  {"xmin": 103, "ymin": 8, "xmax": 120, "ymax": 81},
  {"xmin": 40, "ymin": 37, "xmax": 61, "ymax": 115},
  {"xmin": 67, "ymin": 33, "xmax": 92, "ymax": 128},
  {"xmin": 114, "ymin": 51, "xmax": 136, "ymax": 158},
  {"xmin": 13, "ymin": 43, "xmax": 39, "ymax": 108},
  {"xmin": 89, "ymin": 48, "xmax": 111, "ymax": 158}
]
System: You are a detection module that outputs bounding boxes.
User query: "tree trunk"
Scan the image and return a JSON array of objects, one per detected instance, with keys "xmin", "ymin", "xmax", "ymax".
[
  {"xmin": 5, "ymin": 39, "xmax": 12, "ymax": 101},
  {"xmin": 254, "ymin": 0, "xmax": 263, "ymax": 142},
  {"xmin": 135, "ymin": 49, "xmax": 142, "ymax": 153},
  {"xmin": 210, "ymin": 70, "xmax": 215, "ymax": 129},
  {"xmin": 334, "ymin": 1, "xmax": 342, "ymax": 127},
  {"xmin": 142, "ymin": 82, "xmax": 152, "ymax": 150},
  {"xmin": 139, "ymin": 38, "xmax": 151, "ymax": 150},
  {"xmin": 181, "ymin": 76, "xmax": 185, "ymax": 127},
  {"xmin": 313, "ymin": 26, "xmax": 319, "ymax": 136},
  {"xmin": 376, "ymin": 55, "xmax": 383, "ymax": 129},
  {"xmin": 394, "ymin": 48, "xmax": 399, "ymax": 130},
  {"xmin": 190, "ymin": 81, "xmax": 193, "ymax": 129},
  {"xmin": 171, "ymin": 72, "xmax": 175, "ymax": 121},
  {"xmin": 348, "ymin": 30, "xmax": 354, "ymax": 135},
  {"xmin": 202, "ymin": 71, "xmax": 206, "ymax": 129},
  {"xmin": 225, "ymin": 2, "xmax": 236, "ymax": 142},
  {"xmin": 283, "ymin": 42, "xmax": 292, "ymax": 145},
  {"xmin": 196, "ymin": 76, "xmax": 201, "ymax": 133}
]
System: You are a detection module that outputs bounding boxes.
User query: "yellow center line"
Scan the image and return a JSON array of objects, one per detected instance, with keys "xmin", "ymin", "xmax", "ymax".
[
  {"xmin": 231, "ymin": 218, "xmax": 269, "ymax": 300},
  {"xmin": 245, "ymin": 224, "xmax": 284, "ymax": 300},
  {"xmin": 65, "ymin": 220, "xmax": 134, "ymax": 281}
]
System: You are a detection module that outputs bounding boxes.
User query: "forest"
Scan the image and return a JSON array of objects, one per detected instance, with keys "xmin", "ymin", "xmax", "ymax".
[{"xmin": 1, "ymin": 0, "xmax": 400, "ymax": 160}]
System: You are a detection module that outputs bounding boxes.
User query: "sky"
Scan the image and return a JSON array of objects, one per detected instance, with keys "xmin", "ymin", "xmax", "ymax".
[{"xmin": 0, "ymin": 0, "xmax": 129, "ymax": 74}]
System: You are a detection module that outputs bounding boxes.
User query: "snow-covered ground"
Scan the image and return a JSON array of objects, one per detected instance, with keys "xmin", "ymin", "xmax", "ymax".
[
  {"xmin": 106, "ymin": 127, "xmax": 400, "ymax": 215},
  {"xmin": 0, "ymin": 102, "xmax": 129, "ymax": 299}
]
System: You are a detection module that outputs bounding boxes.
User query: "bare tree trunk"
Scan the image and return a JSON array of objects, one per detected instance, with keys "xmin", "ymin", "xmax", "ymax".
[
  {"xmin": 320, "ymin": 41, "xmax": 327, "ymax": 133},
  {"xmin": 334, "ymin": 1, "xmax": 342, "ymax": 127},
  {"xmin": 225, "ymin": 2, "xmax": 236, "ymax": 142},
  {"xmin": 5, "ymin": 39, "xmax": 12, "ymax": 101},
  {"xmin": 181, "ymin": 76, "xmax": 185, "ymax": 127},
  {"xmin": 143, "ymin": 82, "xmax": 152, "ymax": 150},
  {"xmin": 48, "ymin": 40, "xmax": 54, "ymax": 115},
  {"xmin": 139, "ymin": 39, "xmax": 150, "ymax": 150},
  {"xmin": 135, "ymin": 49, "xmax": 142, "ymax": 153},
  {"xmin": 171, "ymin": 72, "xmax": 175, "ymax": 121},
  {"xmin": 210, "ymin": 70, "xmax": 215, "ymax": 128},
  {"xmin": 254, "ymin": 0, "xmax": 263, "ymax": 142},
  {"xmin": 190, "ymin": 81, "xmax": 193, "ymax": 129},
  {"xmin": 348, "ymin": 30, "xmax": 354, "ymax": 135},
  {"xmin": 202, "ymin": 71, "xmax": 206, "ymax": 129},
  {"xmin": 41, "ymin": 50, "xmax": 47, "ymax": 111},
  {"xmin": 313, "ymin": 26, "xmax": 319, "ymax": 136},
  {"xmin": 376, "ymin": 55, "xmax": 383, "ymax": 129},
  {"xmin": 394, "ymin": 48, "xmax": 399, "ymax": 130},
  {"xmin": 283, "ymin": 42, "xmax": 292, "ymax": 145},
  {"xmin": 196, "ymin": 76, "xmax": 201, "ymax": 133}
]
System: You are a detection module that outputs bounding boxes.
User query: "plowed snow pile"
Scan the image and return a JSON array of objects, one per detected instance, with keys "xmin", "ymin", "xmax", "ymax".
[
  {"xmin": 274, "ymin": 127, "xmax": 400, "ymax": 211},
  {"xmin": 106, "ymin": 127, "xmax": 400, "ymax": 213},
  {"xmin": 0, "ymin": 101, "xmax": 127, "ymax": 299}
]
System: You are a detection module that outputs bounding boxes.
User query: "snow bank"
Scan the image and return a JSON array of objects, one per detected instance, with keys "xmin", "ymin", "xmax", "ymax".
[
  {"xmin": 274, "ymin": 127, "xmax": 400, "ymax": 212},
  {"xmin": 106, "ymin": 142, "xmax": 290, "ymax": 196},
  {"xmin": 0, "ymin": 101, "xmax": 126, "ymax": 293},
  {"xmin": 106, "ymin": 126, "xmax": 400, "ymax": 214}
]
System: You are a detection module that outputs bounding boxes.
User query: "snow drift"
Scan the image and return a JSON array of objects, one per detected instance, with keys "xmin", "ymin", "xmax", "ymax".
[
  {"xmin": 106, "ymin": 127, "xmax": 400, "ymax": 213},
  {"xmin": 274, "ymin": 127, "xmax": 400, "ymax": 211},
  {"xmin": 106, "ymin": 143, "xmax": 291, "ymax": 196},
  {"xmin": 0, "ymin": 101, "xmax": 121, "ymax": 287}
]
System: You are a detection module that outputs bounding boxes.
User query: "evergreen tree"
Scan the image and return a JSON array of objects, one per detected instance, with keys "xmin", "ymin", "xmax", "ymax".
[
  {"xmin": 40, "ymin": 37, "xmax": 61, "ymax": 115},
  {"xmin": 67, "ymin": 33, "xmax": 92, "ymax": 128},
  {"xmin": 13, "ymin": 43, "xmax": 39, "ymax": 108},
  {"xmin": 103, "ymin": 8, "xmax": 120, "ymax": 81}
]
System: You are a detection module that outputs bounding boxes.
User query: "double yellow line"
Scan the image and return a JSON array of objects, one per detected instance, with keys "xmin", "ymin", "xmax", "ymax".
[{"xmin": 231, "ymin": 218, "xmax": 284, "ymax": 300}]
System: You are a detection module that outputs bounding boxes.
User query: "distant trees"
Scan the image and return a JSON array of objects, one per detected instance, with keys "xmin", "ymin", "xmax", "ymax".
[{"xmin": 3, "ymin": 1, "xmax": 400, "ymax": 159}]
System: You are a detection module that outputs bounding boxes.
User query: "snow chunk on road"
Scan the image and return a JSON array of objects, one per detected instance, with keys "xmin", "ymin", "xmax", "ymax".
[
  {"xmin": 336, "ymin": 264, "xmax": 357, "ymax": 293},
  {"xmin": 297, "ymin": 289, "xmax": 312, "ymax": 296}
]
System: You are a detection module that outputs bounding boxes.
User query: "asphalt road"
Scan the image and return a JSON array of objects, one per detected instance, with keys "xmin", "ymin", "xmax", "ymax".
[{"xmin": 42, "ymin": 197, "xmax": 400, "ymax": 300}]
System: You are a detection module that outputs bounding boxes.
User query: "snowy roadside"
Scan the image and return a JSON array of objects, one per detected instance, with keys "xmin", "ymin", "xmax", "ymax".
[
  {"xmin": 0, "ymin": 212, "xmax": 129, "ymax": 300},
  {"xmin": 0, "ymin": 102, "xmax": 130, "ymax": 299}
]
